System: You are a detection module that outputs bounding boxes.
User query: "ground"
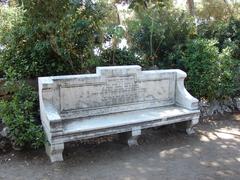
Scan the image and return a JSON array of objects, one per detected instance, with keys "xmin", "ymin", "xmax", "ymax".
[{"xmin": 0, "ymin": 114, "xmax": 240, "ymax": 180}]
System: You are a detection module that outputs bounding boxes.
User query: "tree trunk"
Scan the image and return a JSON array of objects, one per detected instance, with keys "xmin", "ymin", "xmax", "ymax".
[{"xmin": 187, "ymin": 0, "xmax": 195, "ymax": 17}]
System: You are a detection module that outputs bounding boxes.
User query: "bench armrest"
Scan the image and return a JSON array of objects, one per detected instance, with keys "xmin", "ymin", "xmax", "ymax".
[
  {"xmin": 38, "ymin": 77, "xmax": 63, "ymax": 142},
  {"xmin": 40, "ymin": 100, "xmax": 63, "ymax": 131},
  {"xmin": 175, "ymin": 70, "xmax": 199, "ymax": 110}
]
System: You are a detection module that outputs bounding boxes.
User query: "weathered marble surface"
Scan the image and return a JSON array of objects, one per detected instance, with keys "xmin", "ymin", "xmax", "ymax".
[{"xmin": 38, "ymin": 65, "xmax": 200, "ymax": 162}]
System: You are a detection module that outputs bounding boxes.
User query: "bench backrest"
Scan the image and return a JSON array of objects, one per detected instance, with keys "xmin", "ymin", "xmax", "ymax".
[{"xmin": 39, "ymin": 66, "xmax": 180, "ymax": 119}]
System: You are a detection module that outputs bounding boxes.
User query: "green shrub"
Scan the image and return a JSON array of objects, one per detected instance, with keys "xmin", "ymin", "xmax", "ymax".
[
  {"xmin": 0, "ymin": 82, "xmax": 44, "ymax": 148},
  {"xmin": 182, "ymin": 38, "xmax": 239, "ymax": 100},
  {"xmin": 197, "ymin": 18, "xmax": 240, "ymax": 59},
  {"xmin": 99, "ymin": 48, "xmax": 141, "ymax": 66},
  {"xmin": 218, "ymin": 47, "xmax": 240, "ymax": 97},
  {"xmin": 127, "ymin": 5, "xmax": 196, "ymax": 69},
  {"xmin": 0, "ymin": 2, "xmax": 110, "ymax": 79},
  {"xmin": 197, "ymin": 18, "xmax": 240, "ymax": 97}
]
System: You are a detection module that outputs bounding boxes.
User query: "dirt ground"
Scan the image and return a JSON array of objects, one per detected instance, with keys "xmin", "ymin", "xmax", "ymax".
[{"xmin": 0, "ymin": 114, "xmax": 240, "ymax": 180}]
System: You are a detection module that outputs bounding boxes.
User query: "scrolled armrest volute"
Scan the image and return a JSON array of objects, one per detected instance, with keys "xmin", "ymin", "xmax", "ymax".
[{"xmin": 175, "ymin": 70, "xmax": 199, "ymax": 110}]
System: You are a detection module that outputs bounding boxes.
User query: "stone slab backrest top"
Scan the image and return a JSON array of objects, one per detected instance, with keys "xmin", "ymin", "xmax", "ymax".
[{"xmin": 39, "ymin": 65, "xmax": 179, "ymax": 119}]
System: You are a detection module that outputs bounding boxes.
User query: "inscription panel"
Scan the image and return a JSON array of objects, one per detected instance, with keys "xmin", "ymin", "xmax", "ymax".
[
  {"xmin": 102, "ymin": 76, "xmax": 138, "ymax": 105},
  {"xmin": 60, "ymin": 72, "xmax": 175, "ymax": 118},
  {"xmin": 60, "ymin": 76, "xmax": 139, "ymax": 111},
  {"xmin": 55, "ymin": 67, "xmax": 176, "ymax": 119}
]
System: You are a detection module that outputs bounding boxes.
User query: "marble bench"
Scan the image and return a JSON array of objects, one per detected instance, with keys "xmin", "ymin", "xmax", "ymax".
[{"xmin": 38, "ymin": 65, "xmax": 200, "ymax": 162}]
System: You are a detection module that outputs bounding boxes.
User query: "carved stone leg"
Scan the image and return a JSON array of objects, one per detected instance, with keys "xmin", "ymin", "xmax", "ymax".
[
  {"xmin": 128, "ymin": 136, "xmax": 139, "ymax": 146},
  {"xmin": 45, "ymin": 141, "xmax": 64, "ymax": 162},
  {"xmin": 186, "ymin": 118, "xmax": 199, "ymax": 135},
  {"xmin": 128, "ymin": 127, "xmax": 141, "ymax": 147}
]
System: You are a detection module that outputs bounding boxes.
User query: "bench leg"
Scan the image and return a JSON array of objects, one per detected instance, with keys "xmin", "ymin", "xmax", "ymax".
[
  {"xmin": 186, "ymin": 118, "xmax": 199, "ymax": 135},
  {"xmin": 128, "ymin": 127, "xmax": 142, "ymax": 147},
  {"xmin": 128, "ymin": 136, "xmax": 139, "ymax": 146},
  {"xmin": 45, "ymin": 141, "xmax": 64, "ymax": 162}
]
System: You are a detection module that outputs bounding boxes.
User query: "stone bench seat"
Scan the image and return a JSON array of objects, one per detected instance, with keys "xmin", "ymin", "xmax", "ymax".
[
  {"xmin": 38, "ymin": 65, "xmax": 200, "ymax": 162},
  {"xmin": 64, "ymin": 106, "xmax": 199, "ymax": 135}
]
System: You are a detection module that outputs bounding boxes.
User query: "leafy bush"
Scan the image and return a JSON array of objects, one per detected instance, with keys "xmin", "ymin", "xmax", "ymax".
[
  {"xmin": 182, "ymin": 38, "xmax": 239, "ymax": 100},
  {"xmin": 99, "ymin": 48, "xmax": 141, "ymax": 66},
  {"xmin": 0, "ymin": 82, "xmax": 44, "ymax": 148},
  {"xmin": 0, "ymin": 2, "xmax": 111, "ymax": 79},
  {"xmin": 218, "ymin": 47, "xmax": 240, "ymax": 97},
  {"xmin": 198, "ymin": 18, "xmax": 240, "ymax": 59},
  {"xmin": 196, "ymin": 18, "xmax": 240, "ymax": 98},
  {"xmin": 127, "ymin": 5, "xmax": 196, "ymax": 69},
  {"xmin": 128, "ymin": 0, "xmax": 173, "ymax": 10}
]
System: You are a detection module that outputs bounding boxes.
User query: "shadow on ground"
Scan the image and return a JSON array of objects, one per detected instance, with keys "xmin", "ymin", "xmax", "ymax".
[{"xmin": 0, "ymin": 113, "xmax": 240, "ymax": 180}]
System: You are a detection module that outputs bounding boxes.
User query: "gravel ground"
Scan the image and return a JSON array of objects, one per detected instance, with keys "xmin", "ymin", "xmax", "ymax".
[{"xmin": 0, "ymin": 113, "xmax": 240, "ymax": 180}]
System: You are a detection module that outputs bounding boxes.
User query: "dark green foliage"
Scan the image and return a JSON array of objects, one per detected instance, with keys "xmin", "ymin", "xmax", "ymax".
[
  {"xmin": 198, "ymin": 18, "xmax": 240, "ymax": 59},
  {"xmin": 98, "ymin": 48, "xmax": 141, "ymax": 66},
  {"xmin": 128, "ymin": 0, "xmax": 173, "ymax": 10},
  {"xmin": 0, "ymin": 1, "xmax": 109, "ymax": 79},
  {"xmin": 196, "ymin": 18, "xmax": 240, "ymax": 98},
  {"xmin": 127, "ymin": 5, "xmax": 196, "ymax": 69},
  {"xmin": 0, "ymin": 82, "xmax": 44, "ymax": 148},
  {"xmin": 182, "ymin": 38, "xmax": 239, "ymax": 100}
]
